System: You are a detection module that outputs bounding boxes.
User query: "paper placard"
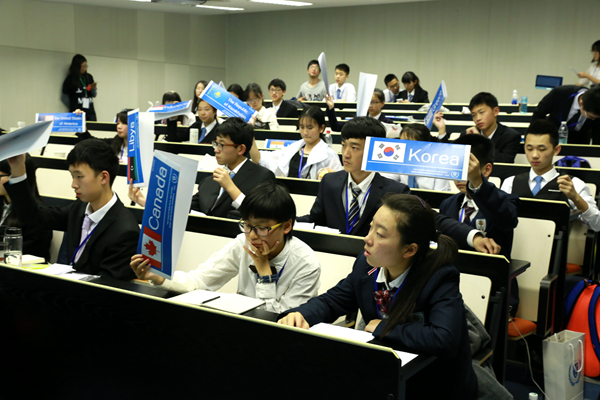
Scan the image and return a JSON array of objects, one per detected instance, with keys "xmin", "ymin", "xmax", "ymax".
[
  {"xmin": 423, "ymin": 81, "xmax": 448, "ymax": 129},
  {"xmin": 126, "ymin": 109, "xmax": 155, "ymax": 187},
  {"xmin": 361, "ymin": 137, "xmax": 470, "ymax": 181},
  {"xmin": 318, "ymin": 52, "xmax": 329, "ymax": 93},
  {"xmin": 0, "ymin": 121, "xmax": 53, "ymax": 161},
  {"xmin": 35, "ymin": 113, "xmax": 86, "ymax": 133},
  {"xmin": 356, "ymin": 72, "xmax": 378, "ymax": 117},
  {"xmin": 200, "ymin": 81, "xmax": 257, "ymax": 122},
  {"xmin": 265, "ymin": 139, "xmax": 295, "ymax": 149},
  {"xmin": 147, "ymin": 100, "xmax": 192, "ymax": 121}
]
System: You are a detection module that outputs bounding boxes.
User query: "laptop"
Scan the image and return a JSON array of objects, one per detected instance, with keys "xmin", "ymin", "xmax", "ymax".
[{"xmin": 535, "ymin": 75, "xmax": 563, "ymax": 90}]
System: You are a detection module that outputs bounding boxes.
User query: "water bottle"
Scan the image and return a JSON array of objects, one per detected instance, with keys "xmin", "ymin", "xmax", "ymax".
[
  {"xmin": 528, "ymin": 393, "xmax": 538, "ymax": 400},
  {"xmin": 558, "ymin": 121, "xmax": 569, "ymax": 144},
  {"xmin": 189, "ymin": 128, "xmax": 199, "ymax": 144},
  {"xmin": 324, "ymin": 129, "xmax": 333, "ymax": 147},
  {"xmin": 512, "ymin": 90, "xmax": 518, "ymax": 105},
  {"xmin": 519, "ymin": 96, "xmax": 528, "ymax": 113},
  {"xmin": 3, "ymin": 227, "xmax": 22, "ymax": 268}
]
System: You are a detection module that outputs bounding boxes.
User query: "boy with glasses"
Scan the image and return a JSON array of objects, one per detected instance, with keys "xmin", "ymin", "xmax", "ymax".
[
  {"xmin": 268, "ymin": 79, "xmax": 299, "ymax": 119},
  {"xmin": 130, "ymin": 183, "xmax": 321, "ymax": 313}
]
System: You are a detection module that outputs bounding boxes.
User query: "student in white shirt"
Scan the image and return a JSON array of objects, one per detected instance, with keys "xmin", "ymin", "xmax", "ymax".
[
  {"xmin": 328, "ymin": 63, "xmax": 356, "ymax": 102},
  {"xmin": 249, "ymin": 106, "xmax": 342, "ymax": 179},
  {"xmin": 382, "ymin": 124, "xmax": 451, "ymax": 191},
  {"xmin": 383, "ymin": 74, "xmax": 401, "ymax": 103},
  {"xmin": 130, "ymin": 183, "xmax": 321, "ymax": 313},
  {"xmin": 245, "ymin": 83, "xmax": 280, "ymax": 131},
  {"xmin": 577, "ymin": 40, "xmax": 600, "ymax": 88}
]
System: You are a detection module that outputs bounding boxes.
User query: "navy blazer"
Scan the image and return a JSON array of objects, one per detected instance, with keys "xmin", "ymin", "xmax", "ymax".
[
  {"xmin": 273, "ymin": 100, "xmax": 299, "ymax": 119},
  {"xmin": 398, "ymin": 86, "xmax": 429, "ymax": 103},
  {"xmin": 281, "ymin": 255, "xmax": 478, "ymax": 400},
  {"xmin": 441, "ymin": 122, "xmax": 521, "ymax": 163},
  {"xmin": 532, "ymin": 85, "xmax": 600, "ymax": 144}
]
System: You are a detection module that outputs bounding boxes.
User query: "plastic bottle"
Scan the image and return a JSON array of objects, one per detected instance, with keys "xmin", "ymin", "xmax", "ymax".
[
  {"xmin": 528, "ymin": 393, "xmax": 538, "ymax": 400},
  {"xmin": 3, "ymin": 227, "xmax": 22, "ymax": 268},
  {"xmin": 324, "ymin": 129, "xmax": 333, "ymax": 147},
  {"xmin": 512, "ymin": 90, "xmax": 518, "ymax": 105},
  {"xmin": 189, "ymin": 128, "xmax": 199, "ymax": 144},
  {"xmin": 520, "ymin": 96, "xmax": 528, "ymax": 113},
  {"xmin": 558, "ymin": 121, "xmax": 569, "ymax": 144}
]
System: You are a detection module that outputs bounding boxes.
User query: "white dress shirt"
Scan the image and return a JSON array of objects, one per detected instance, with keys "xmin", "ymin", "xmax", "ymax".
[
  {"xmin": 212, "ymin": 158, "xmax": 248, "ymax": 210},
  {"xmin": 256, "ymin": 106, "xmax": 280, "ymax": 131},
  {"xmin": 329, "ymin": 82, "xmax": 357, "ymax": 102},
  {"xmin": 341, "ymin": 172, "xmax": 376, "ymax": 219}
]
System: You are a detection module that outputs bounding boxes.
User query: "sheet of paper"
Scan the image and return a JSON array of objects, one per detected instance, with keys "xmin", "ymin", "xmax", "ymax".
[
  {"xmin": 0, "ymin": 121, "xmax": 53, "ymax": 161},
  {"xmin": 314, "ymin": 225, "xmax": 341, "ymax": 234},
  {"xmin": 356, "ymin": 72, "xmax": 378, "ymax": 117},
  {"xmin": 295, "ymin": 222, "xmax": 315, "ymax": 230},
  {"xmin": 37, "ymin": 263, "xmax": 75, "ymax": 275},
  {"xmin": 318, "ymin": 52, "xmax": 329, "ymax": 93},
  {"xmin": 147, "ymin": 100, "xmax": 193, "ymax": 121},
  {"xmin": 169, "ymin": 289, "xmax": 220, "ymax": 305},
  {"xmin": 201, "ymin": 293, "xmax": 265, "ymax": 314}
]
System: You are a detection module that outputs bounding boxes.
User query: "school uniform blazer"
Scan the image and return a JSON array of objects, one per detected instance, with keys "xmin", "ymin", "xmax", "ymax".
[
  {"xmin": 532, "ymin": 85, "xmax": 600, "ymax": 144},
  {"xmin": 6, "ymin": 180, "xmax": 138, "ymax": 280},
  {"xmin": 325, "ymin": 108, "xmax": 392, "ymax": 132},
  {"xmin": 280, "ymin": 255, "xmax": 478, "ymax": 400},
  {"xmin": 190, "ymin": 159, "xmax": 276, "ymax": 217},
  {"xmin": 398, "ymin": 87, "xmax": 429, "ymax": 103},
  {"xmin": 273, "ymin": 100, "xmax": 299, "ymax": 119}
]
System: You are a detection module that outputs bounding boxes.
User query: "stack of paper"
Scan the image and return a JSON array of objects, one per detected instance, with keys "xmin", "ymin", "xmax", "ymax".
[{"xmin": 201, "ymin": 293, "xmax": 265, "ymax": 314}]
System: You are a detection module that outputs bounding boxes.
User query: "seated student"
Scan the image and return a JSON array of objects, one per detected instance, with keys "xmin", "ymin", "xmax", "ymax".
[
  {"xmin": 227, "ymin": 83, "xmax": 244, "ymax": 99},
  {"xmin": 397, "ymin": 72, "xmax": 429, "ymax": 103},
  {"xmin": 130, "ymin": 183, "xmax": 321, "ymax": 313},
  {"xmin": 0, "ymin": 155, "xmax": 53, "ymax": 262},
  {"xmin": 440, "ymin": 134, "xmax": 520, "ymax": 315},
  {"xmin": 173, "ymin": 99, "xmax": 219, "ymax": 143},
  {"xmin": 76, "ymin": 109, "xmax": 130, "ymax": 163},
  {"xmin": 245, "ymin": 83, "xmax": 280, "ymax": 131},
  {"xmin": 5, "ymin": 140, "xmax": 138, "ymax": 280},
  {"xmin": 161, "ymin": 91, "xmax": 196, "ymax": 126},
  {"xmin": 267, "ymin": 79, "xmax": 299, "ymax": 119},
  {"xmin": 279, "ymin": 194, "xmax": 478, "ymax": 400},
  {"xmin": 296, "ymin": 60, "xmax": 327, "ymax": 102},
  {"xmin": 382, "ymin": 73, "xmax": 401, "ymax": 103},
  {"xmin": 328, "ymin": 63, "xmax": 356, "ymax": 102},
  {"xmin": 249, "ymin": 106, "xmax": 342, "ymax": 179},
  {"xmin": 130, "ymin": 118, "xmax": 276, "ymax": 219},
  {"xmin": 501, "ymin": 119, "xmax": 600, "ymax": 231},
  {"xmin": 532, "ymin": 85, "xmax": 600, "ymax": 144},
  {"xmin": 325, "ymin": 89, "xmax": 394, "ymax": 132},
  {"xmin": 435, "ymin": 92, "xmax": 521, "ymax": 163},
  {"xmin": 191, "ymin": 80, "xmax": 208, "ymax": 114},
  {"xmin": 381, "ymin": 124, "xmax": 451, "ymax": 191}
]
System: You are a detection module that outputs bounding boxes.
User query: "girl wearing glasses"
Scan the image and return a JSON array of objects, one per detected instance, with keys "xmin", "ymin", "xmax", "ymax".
[
  {"xmin": 245, "ymin": 83, "xmax": 280, "ymax": 131},
  {"xmin": 249, "ymin": 106, "xmax": 342, "ymax": 180},
  {"xmin": 130, "ymin": 183, "xmax": 321, "ymax": 313}
]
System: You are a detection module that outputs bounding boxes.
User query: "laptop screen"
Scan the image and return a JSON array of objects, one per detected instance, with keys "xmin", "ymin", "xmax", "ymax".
[{"xmin": 535, "ymin": 75, "xmax": 563, "ymax": 90}]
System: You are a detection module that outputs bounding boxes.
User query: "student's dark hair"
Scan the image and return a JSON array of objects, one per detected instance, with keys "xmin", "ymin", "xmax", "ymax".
[
  {"xmin": 453, "ymin": 134, "xmax": 495, "ymax": 167},
  {"xmin": 68, "ymin": 54, "xmax": 87, "ymax": 78},
  {"xmin": 162, "ymin": 91, "xmax": 184, "ymax": 123},
  {"xmin": 215, "ymin": 117, "xmax": 254, "ymax": 157},
  {"xmin": 268, "ymin": 79, "xmax": 287, "ymax": 92},
  {"xmin": 401, "ymin": 123, "xmax": 436, "ymax": 142},
  {"xmin": 525, "ymin": 119, "xmax": 559, "ymax": 148},
  {"xmin": 384, "ymin": 74, "xmax": 398, "ymax": 86},
  {"xmin": 373, "ymin": 89, "xmax": 385, "ymax": 103},
  {"xmin": 307, "ymin": 59, "xmax": 320, "ymax": 70},
  {"xmin": 244, "ymin": 83, "xmax": 264, "ymax": 106},
  {"xmin": 0, "ymin": 154, "xmax": 44, "ymax": 228},
  {"xmin": 227, "ymin": 84, "xmax": 245, "ymax": 100},
  {"xmin": 401, "ymin": 72, "xmax": 422, "ymax": 90},
  {"xmin": 191, "ymin": 80, "xmax": 208, "ymax": 113},
  {"xmin": 66, "ymin": 139, "xmax": 119, "ymax": 186},
  {"xmin": 239, "ymin": 183, "xmax": 295, "ymax": 242},
  {"xmin": 335, "ymin": 63, "xmax": 350, "ymax": 75},
  {"xmin": 113, "ymin": 109, "xmax": 133, "ymax": 156},
  {"xmin": 592, "ymin": 40, "xmax": 600, "ymax": 64},
  {"xmin": 341, "ymin": 117, "xmax": 386, "ymax": 141},
  {"xmin": 581, "ymin": 86, "xmax": 600, "ymax": 116},
  {"xmin": 299, "ymin": 106, "xmax": 326, "ymax": 140},
  {"xmin": 468, "ymin": 92, "xmax": 499, "ymax": 111},
  {"xmin": 380, "ymin": 194, "xmax": 458, "ymax": 336}
]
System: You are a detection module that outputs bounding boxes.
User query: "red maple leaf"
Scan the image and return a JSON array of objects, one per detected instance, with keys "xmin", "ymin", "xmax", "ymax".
[{"xmin": 144, "ymin": 240, "xmax": 158, "ymax": 256}]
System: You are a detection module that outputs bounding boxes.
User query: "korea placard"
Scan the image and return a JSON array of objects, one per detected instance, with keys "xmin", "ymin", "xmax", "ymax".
[
  {"xmin": 423, "ymin": 81, "xmax": 448, "ymax": 129},
  {"xmin": 361, "ymin": 137, "xmax": 470, "ymax": 181},
  {"xmin": 200, "ymin": 81, "xmax": 257, "ymax": 122},
  {"xmin": 138, "ymin": 151, "xmax": 198, "ymax": 279},
  {"xmin": 265, "ymin": 139, "xmax": 295, "ymax": 149},
  {"xmin": 35, "ymin": 113, "xmax": 86, "ymax": 133},
  {"xmin": 147, "ymin": 100, "xmax": 192, "ymax": 121},
  {"xmin": 127, "ymin": 109, "xmax": 155, "ymax": 187},
  {"xmin": 318, "ymin": 52, "xmax": 329, "ymax": 92}
]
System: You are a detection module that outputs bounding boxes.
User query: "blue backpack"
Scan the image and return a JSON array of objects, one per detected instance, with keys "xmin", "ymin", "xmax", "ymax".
[{"xmin": 555, "ymin": 156, "xmax": 591, "ymax": 169}]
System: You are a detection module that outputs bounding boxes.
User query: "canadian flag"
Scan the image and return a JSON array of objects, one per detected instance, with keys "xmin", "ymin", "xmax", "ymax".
[{"xmin": 141, "ymin": 226, "xmax": 162, "ymax": 270}]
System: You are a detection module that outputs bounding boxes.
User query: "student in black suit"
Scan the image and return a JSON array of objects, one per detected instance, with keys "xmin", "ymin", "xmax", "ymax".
[
  {"xmin": 6, "ymin": 140, "xmax": 138, "ymax": 280},
  {"xmin": 398, "ymin": 71, "xmax": 429, "ymax": 103},
  {"xmin": 435, "ymin": 92, "xmax": 521, "ymax": 163},
  {"xmin": 268, "ymin": 79, "xmax": 299, "ymax": 119},
  {"xmin": 281, "ymin": 194, "xmax": 478, "ymax": 400},
  {"xmin": 531, "ymin": 85, "xmax": 600, "ymax": 144},
  {"xmin": 172, "ymin": 100, "xmax": 220, "ymax": 143},
  {"xmin": 324, "ymin": 89, "xmax": 393, "ymax": 132},
  {"xmin": 439, "ymin": 134, "xmax": 520, "ymax": 314}
]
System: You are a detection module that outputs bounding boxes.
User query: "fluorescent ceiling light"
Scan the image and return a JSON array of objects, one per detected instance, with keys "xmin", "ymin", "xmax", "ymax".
[
  {"xmin": 251, "ymin": 0, "xmax": 312, "ymax": 6},
  {"xmin": 130, "ymin": 0, "xmax": 152, "ymax": 2},
  {"xmin": 196, "ymin": 5, "xmax": 245, "ymax": 10}
]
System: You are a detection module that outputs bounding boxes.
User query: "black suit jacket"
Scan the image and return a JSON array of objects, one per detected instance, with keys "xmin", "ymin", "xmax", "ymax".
[
  {"xmin": 398, "ymin": 87, "xmax": 429, "ymax": 103},
  {"xmin": 190, "ymin": 159, "xmax": 276, "ymax": 217},
  {"xmin": 532, "ymin": 85, "xmax": 600, "ymax": 144},
  {"xmin": 6, "ymin": 180, "xmax": 138, "ymax": 280},
  {"xmin": 273, "ymin": 100, "xmax": 299, "ymax": 119},
  {"xmin": 165, "ymin": 121, "xmax": 219, "ymax": 144}
]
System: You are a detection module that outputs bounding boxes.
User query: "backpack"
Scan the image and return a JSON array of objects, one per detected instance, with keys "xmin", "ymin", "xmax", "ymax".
[
  {"xmin": 555, "ymin": 156, "xmax": 592, "ymax": 169},
  {"xmin": 565, "ymin": 279, "xmax": 600, "ymax": 377}
]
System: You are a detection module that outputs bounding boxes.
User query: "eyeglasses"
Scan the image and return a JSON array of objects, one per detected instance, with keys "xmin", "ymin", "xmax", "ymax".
[
  {"xmin": 239, "ymin": 220, "xmax": 283, "ymax": 237},
  {"xmin": 269, "ymin": 88, "xmax": 282, "ymax": 94},
  {"xmin": 246, "ymin": 98, "xmax": 262, "ymax": 105},
  {"xmin": 211, "ymin": 141, "xmax": 239, "ymax": 151}
]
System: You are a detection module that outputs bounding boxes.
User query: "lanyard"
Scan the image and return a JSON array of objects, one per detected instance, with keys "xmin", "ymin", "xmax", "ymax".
[
  {"xmin": 459, "ymin": 203, "xmax": 476, "ymax": 225},
  {"xmin": 256, "ymin": 259, "xmax": 287, "ymax": 283},
  {"xmin": 80, "ymin": 77, "xmax": 88, "ymax": 97},
  {"xmin": 298, "ymin": 147, "xmax": 305, "ymax": 178},
  {"xmin": 345, "ymin": 184, "xmax": 372, "ymax": 234},
  {"xmin": 70, "ymin": 223, "xmax": 98, "ymax": 265},
  {"xmin": 374, "ymin": 271, "xmax": 406, "ymax": 319},
  {"xmin": 120, "ymin": 146, "xmax": 125, "ymax": 162}
]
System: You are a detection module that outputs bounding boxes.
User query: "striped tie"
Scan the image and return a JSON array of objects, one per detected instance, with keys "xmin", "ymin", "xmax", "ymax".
[{"xmin": 347, "ymin": 186, "xmax": 362, "ymax": 233}]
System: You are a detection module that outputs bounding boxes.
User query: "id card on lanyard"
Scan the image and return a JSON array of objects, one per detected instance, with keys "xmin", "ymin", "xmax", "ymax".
[{"xmin": 70, "ymin": 224, "xmax": 98, "ymax": 265}]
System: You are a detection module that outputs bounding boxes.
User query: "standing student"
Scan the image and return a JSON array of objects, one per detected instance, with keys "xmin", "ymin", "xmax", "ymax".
[
  {"xmin": 296, "ymin": 60, "xmax": 327, "ymax": 102},
  {"xmin": 249, "ymin": 106, "xmax": 342, "ymax": 179},
  {"xmin": 191, "ymin": 80, "xmax": 208, "ymax": 114},
  {"xmin": 130, "ymin": 183, "xmax": 321, "ymax": 313},
  {"xmin": 5, "ymin": 140, "xmax": 139, "ymax": 280},
  {"xmin": 398, "ymin": 72, "xmax": 429, "ymax": 103},
  {"xmin": 76, "ymin": 109, "xmax": 130, "ymax": 163},
  {"xmin": 325, "ymin": 89, "xmax": 394, "ymax": 132},
  {"xmin": 501, "ymin": 119, "xmax": 600, "ymax": 231},
  {"xmin": 246, "ymin": 83, "xmax": 280, "ymax": 131},
  {"xmin": 531, "ymin": 85, "xmax": 600, "ymax": 144},
  {"xmin": 280, "ymin": 194, "xmax": 478, "ymax": 400},
  {"xmin": 383, "ymin": 74, "xmax": 401, "ymax": 103},
  {"xmin": 435, "ymin": 92, "xmax": 521, "ymax": 163},
  {"xmin": 267, "ymin": 79, "xmax": 299, "ymax": 119},
  {"xmin": 62, "ymin": 54, "xmax": 97, "ymax": 121},
  {"xmin": 576, "ymin": 40, "xmax": 600, "ymax": 88},
  {"xmin": 328, "ymin": 63, "xmax": 356, "ymax": 102}
]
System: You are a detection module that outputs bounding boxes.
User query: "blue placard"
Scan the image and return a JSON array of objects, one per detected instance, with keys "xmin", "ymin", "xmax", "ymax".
[
  {"xmin": 137, "ymin": 157, "xmax": 179, "ymax": 278},
  {"xmin": 423, "ymin": 81, "xmax": 447, "ymax": 129},
  {"xmin": 35, "ymin": 113, "xmax": 85, "ymax": 132},
  {"xmin": 148, "ymin": 100, "xmax": 192, "ymax": 114},
  {"xmin": 265, "ymin": 139, "xmax": 295, "ymax": 149},
  {"xmin": 127, "ymin": 110, "xmax": 144, "ymax": 185},
  {"xmin": 200, "ymin": 81, "xmax": 257, "ymax": 122},
  {"xmin": 361, "ymin": 137, "xmax": 470, "ymax": 181}
]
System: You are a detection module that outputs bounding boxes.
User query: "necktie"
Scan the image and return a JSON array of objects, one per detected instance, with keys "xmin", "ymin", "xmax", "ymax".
[
  {"xmin": 374, "ymin": 287, "xmax": 398, "ymax": 315},
  {"xmin": 532, "ymin": 176, "xmax": 543, "ymax": 196},
  {"xmin": 74, "ymin": 215, "xmax": 92, "ymax": 264},
  {"xmin": 408, "ymin": 94, "xmax": 413, "ymax": 102},
  {"xmin": 337, "ymin": 88, "xmax": 342, "ymax": 99},
  {"xmin": 461, "ymin": 203, "xmax": 475, "ymax": 224},
  {"xmin": 198, "ymin": 127, "xmax": 207, "ymax": 143},
  {"xmin": 214, "ymin": 170, "xmax": 237, "ymax": 209},
  {"xmin": 407, "ymin": 176, "xmax": 417, "ymax": 189},
  {"xmin": 392, "ymin": 93, "xmax": 397, "ymax": 103},
  {"xmin": 347, "ymin": 186, "xmax": 362, "ymax": 233}
]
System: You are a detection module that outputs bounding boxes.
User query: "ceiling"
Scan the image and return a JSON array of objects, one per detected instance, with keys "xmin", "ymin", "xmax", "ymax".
[{"xmin": 39, "ymin": 0, "xmax": 431, "ymax": 16}]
